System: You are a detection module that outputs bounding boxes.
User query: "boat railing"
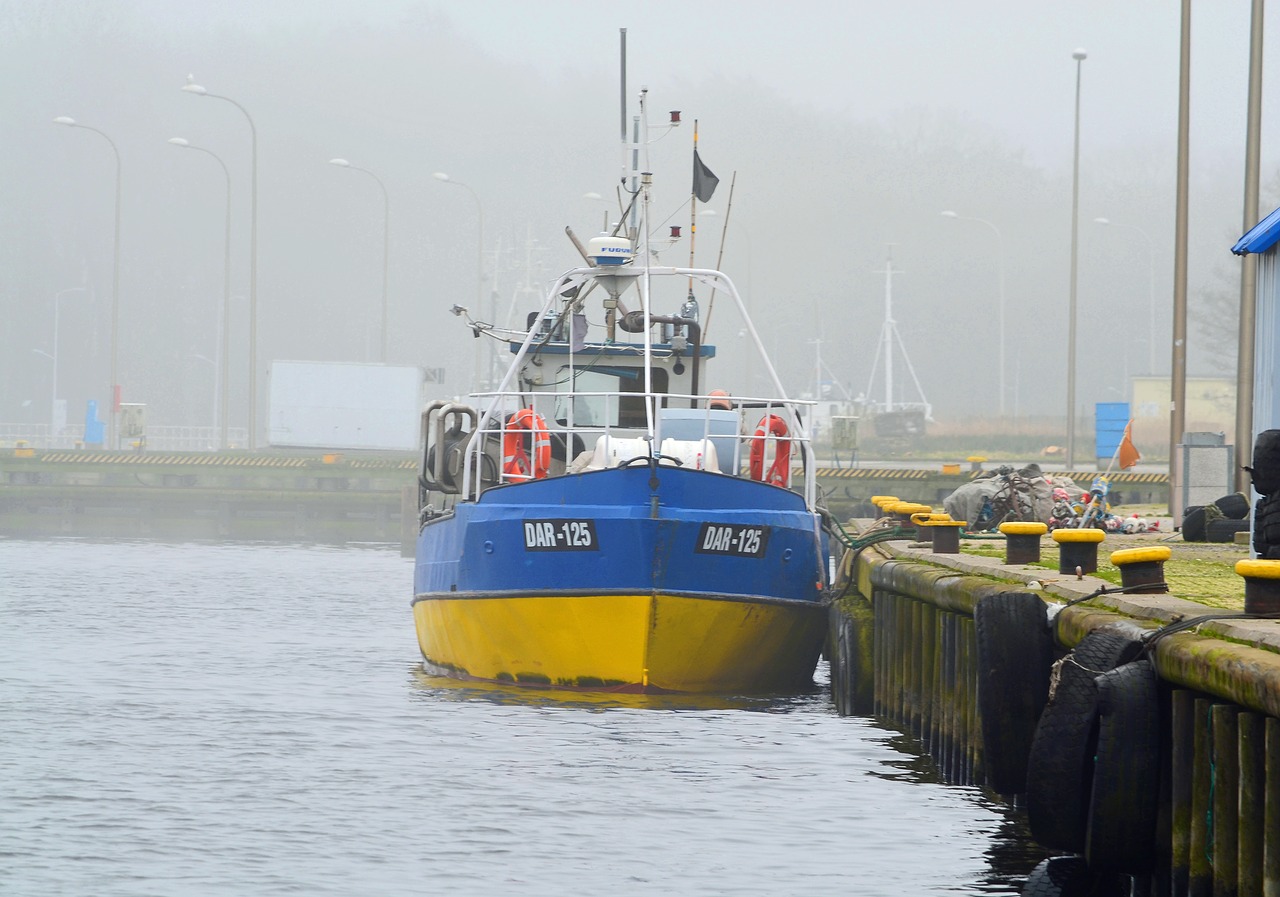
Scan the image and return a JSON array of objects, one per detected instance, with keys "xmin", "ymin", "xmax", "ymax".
[{"xmin": 458, "ymin": 388, "xmax": 817, "ymax": 506}]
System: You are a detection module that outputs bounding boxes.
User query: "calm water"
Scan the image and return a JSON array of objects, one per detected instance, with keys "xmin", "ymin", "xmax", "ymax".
[{"xmin": 2, "ymin": 539, "xmax": 1038, "ymax": 896}]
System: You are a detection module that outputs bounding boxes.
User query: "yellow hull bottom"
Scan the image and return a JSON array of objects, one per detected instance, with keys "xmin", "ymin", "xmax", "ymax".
[{"xmin": 412, "ymin": 592, "xmax": 826, "ymax": 694}]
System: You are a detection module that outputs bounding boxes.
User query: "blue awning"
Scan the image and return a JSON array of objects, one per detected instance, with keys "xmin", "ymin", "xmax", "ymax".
[{"xmin": 1233, "ymin": 205, "xmax": 1280, "ymax": 255}]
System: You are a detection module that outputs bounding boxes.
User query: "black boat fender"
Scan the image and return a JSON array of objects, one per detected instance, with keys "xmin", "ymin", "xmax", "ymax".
[
  {"xmin": 1024, "ymin": 628, "xmax": 1143, "ymax": 851},
  {"xmin": 1084, "ymin": 659, "xmax": 1161, "ymax": 873},
  {"xmin": 973, "ymin": 590, "xmax": 1054, "ymax": 795}
]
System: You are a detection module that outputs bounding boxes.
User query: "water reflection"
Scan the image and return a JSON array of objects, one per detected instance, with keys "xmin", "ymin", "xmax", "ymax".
[{"xmin": 409, "ymin": 665, "xmax": 823, "ymax": 713}]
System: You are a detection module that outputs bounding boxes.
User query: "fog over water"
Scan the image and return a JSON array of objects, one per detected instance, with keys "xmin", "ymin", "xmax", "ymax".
[{"xmin": 3, "ymin": 1, "xmax": 1276, "ymax": 432}]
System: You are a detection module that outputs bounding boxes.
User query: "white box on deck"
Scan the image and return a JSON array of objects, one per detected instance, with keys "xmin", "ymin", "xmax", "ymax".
[{"xmin": 267, "ymin": 361, "xmax": 424, "ymax": 451}]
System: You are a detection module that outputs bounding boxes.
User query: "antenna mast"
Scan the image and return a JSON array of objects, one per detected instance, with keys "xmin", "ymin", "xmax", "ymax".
[{"xmin": 864, "ymin": 247, "xmax": 931, "ymax": 417}]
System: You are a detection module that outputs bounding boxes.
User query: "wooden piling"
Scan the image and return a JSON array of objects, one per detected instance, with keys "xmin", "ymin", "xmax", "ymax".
[
  {"xmin": 872, "ymin": 591, "xmax": 885, "ymax": 717},
  {"xmin": 909, "ymin": 598, "xmax": 923, "ymax": 738},
  {"xmin": 1212, "ymin": 704, "xmax": 1239, "ymax": 896},
  {"xmin": 1191, "ymin": 698, "xmax": 1214, "ymax": 897},
  {"xmin": 921, "ymin": 602, "xmax": 937, "ymax": 747},
  {"xmin": 1171, "ymin": 690, "xmax": 1194, "ymax": 896},
  {"xmin": 941, "ymin": 610, "xmax": 956, "ymax": 781},
  {"xmin": 1266, "ymin": 717, "xmax": 1280, "ymax": 897},
  {"xmin": 929, "ymin": 604, "xmax": 943, "ymax": 760},
  {"xmin": 1239, "ymin": 712, "xmax": 1266, "ymax": 897},
  {"xmin": 953, "ymin": 615, "xmax": 969, "ymax": 784},
  {"xmin": 963, "ymin": 616, "xmax": 981, "ymax": 786},
  {"xmin": 880, "ymin": 591, "xmax": 892, "ymax": 720}
]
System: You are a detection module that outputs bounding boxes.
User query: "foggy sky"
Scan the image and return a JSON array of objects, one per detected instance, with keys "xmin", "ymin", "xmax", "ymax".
[{"xmin": 2, "ymin": 0, "xmax": 1275, "ymax": 436}]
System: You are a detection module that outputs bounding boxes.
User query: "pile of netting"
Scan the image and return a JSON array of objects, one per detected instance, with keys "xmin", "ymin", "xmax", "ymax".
[{"xmin": 943, "ymin": 464, "xmax": 1079, "ymax": 533}]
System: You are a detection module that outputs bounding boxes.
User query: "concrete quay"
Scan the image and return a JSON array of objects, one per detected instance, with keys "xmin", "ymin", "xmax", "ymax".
[{"xmin": 832, "ymin": 524, "xmax": 1280, "ymax": 894}]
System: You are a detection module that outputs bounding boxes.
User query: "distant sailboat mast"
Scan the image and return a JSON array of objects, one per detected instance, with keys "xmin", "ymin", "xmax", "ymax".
[
  {"xmin": 882, "ymin": 256, "xmax": 895, "ymax": 412},
  {"xmin": 864, "ymin": 248, "xmax": 931, "ymax": 418}
]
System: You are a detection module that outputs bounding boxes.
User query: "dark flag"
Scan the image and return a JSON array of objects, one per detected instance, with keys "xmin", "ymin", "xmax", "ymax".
[{"xmin": 692, "ymin": 149, "xmax": 719, "ymax": 203}]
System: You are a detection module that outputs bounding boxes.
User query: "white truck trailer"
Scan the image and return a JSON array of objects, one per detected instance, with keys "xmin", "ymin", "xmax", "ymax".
[{"xmin": 267, "ymin": 361, "xmax": 426, "ymax": 451}]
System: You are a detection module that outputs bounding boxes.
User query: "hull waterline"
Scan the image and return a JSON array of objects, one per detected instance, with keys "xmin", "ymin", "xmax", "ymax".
[{"xmin": 413, "ymin": 589, "xmax": 826, "ymax": 694}]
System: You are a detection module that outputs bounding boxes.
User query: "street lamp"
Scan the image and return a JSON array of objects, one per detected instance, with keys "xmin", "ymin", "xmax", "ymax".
[
  {"xmin": 52, "ymin": 116, "xmax": 121, "ymax": 449},
  {"xmin": 1094, "ymin": 217, "xmax": 1156, "ymax": 376},
  {"xmin": 941, "ymin": 210, "xmax": 1007, "ymax": 415},
  {"xmin": 433, "ymin": 172, "xmax": 485, "ymax": 388},
  {"xmin": 1066, "ymin": 48, "xmax": 1087, "ymax": 469},
  {"xmin": 584, "ymin": 191, "xmax": 617, "ymax": 231},
  {"xmin": 31, "ymin": 348, "xmax": 55, "ymax": 442},
  {"xmin": 330, "ymin": 158, "xmax": 391, "ymax": 363},
  {"xmin": 169, "ymin": 137, "xmax": 231, "ymax": 450},
  {"xmin": 183, "ymin": 77, "xmax": 259, "ymax": 450}
]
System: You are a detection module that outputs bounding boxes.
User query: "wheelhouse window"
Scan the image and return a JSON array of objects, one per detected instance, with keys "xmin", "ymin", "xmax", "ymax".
[{"xmin": 554, "ymin": 365, "xmax": 668, "ymax": 428}]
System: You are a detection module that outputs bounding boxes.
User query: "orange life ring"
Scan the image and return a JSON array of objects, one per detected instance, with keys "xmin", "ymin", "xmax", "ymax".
[
  {"xmin": 502, "ymin": 408, "xmax": 551, "ymax": 481},
  {"xmin": 748, "ymin": 414, "xmax": 791, "ymax": 486}
]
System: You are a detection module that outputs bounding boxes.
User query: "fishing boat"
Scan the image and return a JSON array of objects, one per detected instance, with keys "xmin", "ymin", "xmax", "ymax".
[{"xmin": 412, "ymin": 88, "xmax": 832, "ymax": 695}]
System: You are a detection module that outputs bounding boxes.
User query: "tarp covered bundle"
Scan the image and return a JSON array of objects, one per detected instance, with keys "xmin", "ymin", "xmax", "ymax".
[{"xmin": 944, "ymin": 464, "xmax": 1079, "ymax": 532}]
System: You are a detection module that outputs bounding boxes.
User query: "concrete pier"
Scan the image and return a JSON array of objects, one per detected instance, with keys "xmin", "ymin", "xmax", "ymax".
[{"xmin": 829, "ymin": 523, "xmax": 1280, "ymax": 894}]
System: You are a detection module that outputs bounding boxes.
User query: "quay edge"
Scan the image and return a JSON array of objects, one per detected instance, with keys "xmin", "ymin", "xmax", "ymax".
[{"xmin": 831, "ymin": 527, "xmax": 1280, "ymax": 892}]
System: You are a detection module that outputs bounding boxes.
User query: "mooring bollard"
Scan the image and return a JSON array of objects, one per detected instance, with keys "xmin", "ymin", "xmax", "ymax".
[
  {"xmin": 998, "ymin": 521, "xmax": 1047, "ymax": 565},
  {"xmin": 929, "ymin": 520, "xmax": 967, "ymax": 554},
  {"xmin": 1235, "ymin": 559, "xmax": 1280, "ymax": 614},
  {"xmin": 1051, "ymin": 527, "xmax": 1105, "ymax": 574},
  {"xmin": 912, "ymin": 511, "xmax": 952, "ymax": 546},
  {"xmin": 1111, "ymin": 546, "xmax": 1171, "ymax": 593},
  {"xmin": 872, "ymin": 496, "xmax": 899, "ymax": 517},
  {"xmin": 896, "ymin": 503, "xmax": 932, "ymax": 534}
]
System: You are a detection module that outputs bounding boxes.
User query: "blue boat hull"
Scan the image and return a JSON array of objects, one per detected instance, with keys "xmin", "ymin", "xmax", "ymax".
[{"xmin": 412, "ymin": 466, "xmax": 830, "ymax": 692}]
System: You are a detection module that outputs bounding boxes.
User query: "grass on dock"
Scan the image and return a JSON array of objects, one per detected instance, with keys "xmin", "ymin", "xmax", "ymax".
[{"xmin": 958, "ymin": 529, "xmax": 1248, "ymax": 610}]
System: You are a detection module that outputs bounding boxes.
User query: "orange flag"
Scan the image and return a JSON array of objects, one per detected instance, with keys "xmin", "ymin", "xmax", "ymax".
[{"xmin": 1118, "ymin": 419, "xmax": 1141, "ymax": 470}]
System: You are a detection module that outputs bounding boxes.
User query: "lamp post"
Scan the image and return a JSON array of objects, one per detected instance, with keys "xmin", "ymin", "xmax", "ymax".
[
  {"xmin": 52, "ymin": 116, "xmax": 121, "ymax": 449},
  {"xmin": 433, "ymin": 172, "xmax": 485, "ymax": 388},
  {"xmin": 1093, "ymin": 217, "xmax": 1156, "ymax": 375},
  {"xmin": 1066, "ymin": 48, "xmax": 1087, "ymax": 470},
  {"xmin": 584, "ymin": 191, "xmax": 616, "ymax": 231},
  {"xmin": 941, "ymin": 210, "xmax": 1007, "ymax": 415},
  {"xmin": 169, "ymin": 137, "xmax": 231, "ymax": 450},
  {"xmin": 31, "ymin": 348, "xmax": 55, "ymax": 441},
  {"xmin": 330, "ymin": 159, "xmax": 390, "ymax": 363},
  {"xmin": 183, "ymin": 78, "xmax": 258, "ymax": 450}
]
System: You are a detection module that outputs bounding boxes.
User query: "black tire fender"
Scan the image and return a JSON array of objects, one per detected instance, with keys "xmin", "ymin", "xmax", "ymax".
[
  {"xmin": 1213, "ymin": 491, "xmax": 1250, "ymax": 520},
  {"xmin": 1085, "ymin": 659, "xmax": 1161, "ymax": 873},
  {"xmin": 1250, "ymin": 429, "xmax": 1280, "ymax": 496},
  {"xmin": 974, "ymin": 590, "xmax": 1053, "ymax": 795},
  {"xmin": 1025, "ymin": 629, "xmax": 1143, "ymax": 852},
  {"xmin": 1206, "ymin": 517, "xmax": 1250, "ymax": 543},
  {"xmin": 1255, "ymin": 493, "xmax": 1280, "ymax": 553},
  {"xmin": 1254, "ymin": 497, "xmax": 1268, "ymax": 556},
  {"xmin": 1181, "ymin": 505, "xmax": 1208, "ymax": 542}
]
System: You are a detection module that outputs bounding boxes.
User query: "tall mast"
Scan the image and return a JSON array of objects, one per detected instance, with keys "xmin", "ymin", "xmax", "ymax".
[
  {"xmin": 619, "ymin": 28, "xmax": 627, "ymax": 142},
  {"xmin": 883, "ymin": 254, "xmax": 895, "ymax": 412}
]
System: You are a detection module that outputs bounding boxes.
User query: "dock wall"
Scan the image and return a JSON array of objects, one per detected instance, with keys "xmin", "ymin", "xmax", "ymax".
[{"xmin": 831, "ymin": 541, "xmax": 1280, "ymax": 894}]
